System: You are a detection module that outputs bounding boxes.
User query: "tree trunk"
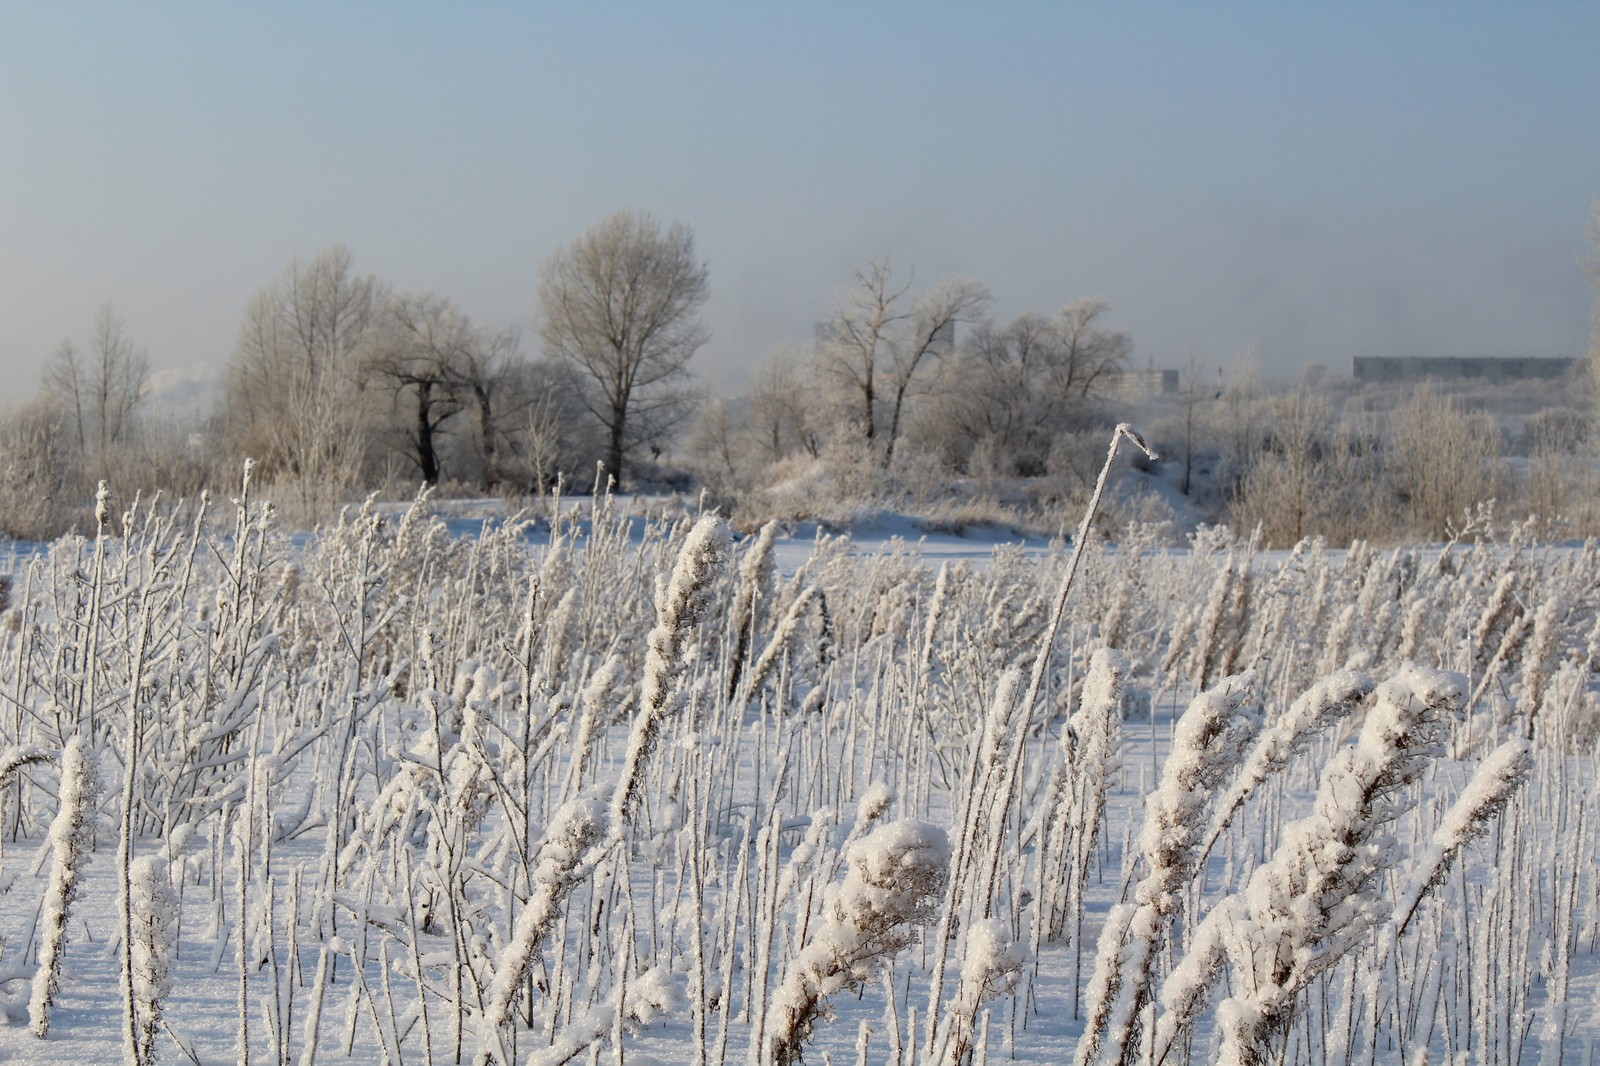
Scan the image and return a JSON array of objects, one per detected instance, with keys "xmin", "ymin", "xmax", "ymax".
[
  {"xmin": 475, "ymin": 384, "xmax": 496, "ymax": 492},
  {"xmin": 604, "ymin": 417, "xmax": 625, "ymax": 492},
  {"xmin": 862, "ymin": 373, "xmax": 876, "ymax": 452},
  {"xmin": 416, "ymin": 380, "xmax": 441, "ymax": 485},
  {"xmin": 883, "ymin": 380, "xmax": 910, "ymax": 468}
]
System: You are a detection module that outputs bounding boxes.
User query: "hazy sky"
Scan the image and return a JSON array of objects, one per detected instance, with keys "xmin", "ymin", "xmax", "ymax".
[{"xmin": 3, "ymin": 1, "xmax": 1597, "ymax": 397}]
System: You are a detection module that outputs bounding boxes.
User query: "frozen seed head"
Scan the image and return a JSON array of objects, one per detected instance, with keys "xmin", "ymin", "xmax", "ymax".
[
  {"xmin": 1116, "ymin": 422, "xmax": 1159, "ymax": 461},
  {"xmin": 659, "ymin": 514, "xmax": 732, "ymax": 633},
  {"xmin": 95, "ymin": 480, "xmax": 112, "ymax": 528},
  {"xmin": 855, "ymin": 782, "xmax": 895, "ymax": 829}
]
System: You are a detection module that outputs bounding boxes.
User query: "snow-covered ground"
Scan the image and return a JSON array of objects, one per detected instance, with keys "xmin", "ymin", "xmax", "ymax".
[{"xmin": 0, "ymin": 493, "xmax": 1593, "ymax": 1065}]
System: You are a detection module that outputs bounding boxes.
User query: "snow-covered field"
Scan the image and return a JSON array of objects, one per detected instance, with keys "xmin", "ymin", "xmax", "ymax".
[{"xmin": 0, "ymin": 485, "xmax": 1594, "ymax": 1065}]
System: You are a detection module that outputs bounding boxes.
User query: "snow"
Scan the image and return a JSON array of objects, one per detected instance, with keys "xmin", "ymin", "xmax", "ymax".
[{"xmin": 0, "ymin": 492, "xmax": 1592, "ymax": 1065}]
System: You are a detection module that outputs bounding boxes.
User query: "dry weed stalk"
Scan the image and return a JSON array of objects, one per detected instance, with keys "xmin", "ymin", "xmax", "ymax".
[
  {"xmin": 1075, "ymin": 674, "xmax": 1258, "ymax": 1066},
  {"xmin": 764, "ymin": 820, "xmax": 950, "ymax": 1066}
]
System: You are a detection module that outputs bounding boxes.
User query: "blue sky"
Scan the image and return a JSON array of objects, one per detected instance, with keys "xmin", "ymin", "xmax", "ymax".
[{"xmin": 3, "ymin": 1, "xmax": 1597, "ymax": 395}]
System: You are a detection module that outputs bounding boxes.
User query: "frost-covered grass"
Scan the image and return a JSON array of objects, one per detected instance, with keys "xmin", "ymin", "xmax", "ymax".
[{"xmin": 0, "ymin": 473, "xmax": 1594, "ymax": 1065}]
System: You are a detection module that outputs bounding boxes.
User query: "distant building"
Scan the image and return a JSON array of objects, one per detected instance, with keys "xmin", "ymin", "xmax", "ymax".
[
  {"xmin": 1352, "ymin": 356, "xmax": 1576, "ymax": 384},
  {"xmin": 1102, "ymin": 368, "xmax": 1180, "ymax": 398}
]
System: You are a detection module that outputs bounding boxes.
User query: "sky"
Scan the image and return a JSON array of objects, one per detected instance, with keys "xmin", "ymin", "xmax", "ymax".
[{"xmin": 3, "ymin": 1, "xmax": 1598, "ymax": 400}]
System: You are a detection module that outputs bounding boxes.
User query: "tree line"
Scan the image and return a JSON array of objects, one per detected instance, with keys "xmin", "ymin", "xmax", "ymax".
[
  {"xmin": 1, "ymin": 208, "xmax": 1140, "ymax": 535},
  {"xmin": 3, "ymin": 203, "xmax": 1598, "ymax": 543},
  {"xmin": 3, "ymin": 211, "xmax": 702, "ymax": 531}
]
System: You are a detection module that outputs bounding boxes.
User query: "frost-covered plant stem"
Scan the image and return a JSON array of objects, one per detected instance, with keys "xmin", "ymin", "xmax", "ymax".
[
  {"xmin": 1075, "ymin": 673, "xmax": 1257, "ymax": 1066},
  {"xmin": 31, "ymin": 736, "xmax": 101, "ymax": 1038},
  {"xmin": 923, "ymin": 671, "xmax": 1021, "ymax": 1055},
  {"xmin": 120, "ymin": 592, "xmax": 157, "ymax": 1065},
  {"xmin": 765, "ymin": 820, "xmax": 950, "ymax": 1066},
  {"xmin": 1022, "ymin": 424, "xmax": 1157, "ymax": 738},
  {"xmin": 1214, "ymin": 666, "xmax": 1464, "ymax": 1066},
  {"xmin": 956, "ymin": 425, "xmax": 1153, "ymax": 1062},
  {"xmin": 741, "ymin": 586, "xmax": 818, "ymax": 703},
  {"xmin": 481, "ymin": 797, "xmax": 609, "ymax": 1064},
  {"xmin": 238, "ymin": 677, "xmax": 272, "ymax": 1066},
  {"xmin": 931, "ymin": 918, "xmax": 1025, "ymax": 1066},
  {"xmin": 1196, "ymin": 670, "xmax": 1373, "ymax": 868},
  {"xmin": 80, "ymin": 483, "xmax": 111, "ymax": 739},
  {"xmin": 128, "ymin": 855, "xmax": 179, "ymax": 1066},
  {"xmin": 1392, "ymin": 737, "xmax": 1532, "ymax": 937},
  {"xmin": 524, "ymin": 957, "xmax": 677, "ymax": 1066},
  {"xmin": 610, "ymin": 514, "xmax": 729, "ymax": 838},
  {"xmin": 727, "ymin": 520, "xmax": 777, "ymax": 700}
]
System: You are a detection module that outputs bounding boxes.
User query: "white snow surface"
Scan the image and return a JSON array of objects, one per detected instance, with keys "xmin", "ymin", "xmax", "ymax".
[{"xmin": 0, "ymin": 497, "xmax": 1593, "ymax": 1065}]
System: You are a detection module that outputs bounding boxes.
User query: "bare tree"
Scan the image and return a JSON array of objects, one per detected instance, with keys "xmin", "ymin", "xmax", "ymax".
[
  {"xmin": 1227, "ymin": 390, "xmax": 1335, "ymax": 546},
  {"xmin": 453, "ymin": 326, "xmax": 520, "ymax": 491},
  {"xmin": 219, "ymin": 245, "xmax": 387, "ymax": 519},
  {"xmin": 938, "ymin": 298, "xmax": 1130, "ymax": 474},
  {"xmin": 42, "ymin": 302, "xmax": 150, "ymax": 471},
  {"xmin": 537, "ymin": 209, "xmax": 709, "ymax": 488},
  {"xmin": 685, "ymin": 394, "xmax": 756, "ymax": 501},
  {"xmin": 368, "ymin": 293, "xmax": 471, "ymax": 486},
  {"xmin": 1388, "ymin": 384, "xmax": 1501, "ymax": 537},
  {"xmin": 947, "ymin": 314, "xmax": 1056, "ymax": 462},
  {"xmin": 1216, "ymin": 351, "xmax": 1268, "ymax": 496},
  {"xmin": 818, "ymin": 259, "xmax": 988, "ymax": 466},
  {"xmin": 42, "ymin": 341, "xmax": 88, "ymax": 456},
  {"xmin": 882, "ymin": 277, "xmax": 989, "ymax": 465},
  {"xmin": 1588, "ymin": 202, "xmax": 1600, "ymax": 427},
  {"xmin": 0, "ymin": 400, "xmax": 82, "ymax": 539},
  {"xmin": 819, "ymin": 259, "xmax": 902, "ymax": 454},
  {"xmin": 750, "ymin": 348, "xmax": 825, "ymax": 461},
  {"xmin": 520, "ymin": 390, "xmax": 567, "ymax": 497},
  {"xmin": 1041, "ymin": 298, "xmax": 1131, "ymax": 401},
  {"xmin": 509, "ymin": 357, "xmax": 595, "ymax": 496},
  {"xmin": 1176, "ymin": 358, "xmax": 1211, "ymax": 496}
]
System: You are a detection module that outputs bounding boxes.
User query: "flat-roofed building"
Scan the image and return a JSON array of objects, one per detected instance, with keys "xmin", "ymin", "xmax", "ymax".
[
  {"xmin": 1102, "ymin": 368, "xmax": 1180, "ymax": 398},
  {"xmin": 1352, "ymin": 356, "xmax": 1575, "ymax": 384}
]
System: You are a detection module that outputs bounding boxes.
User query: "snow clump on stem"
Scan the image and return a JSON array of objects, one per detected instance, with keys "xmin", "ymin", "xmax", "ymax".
[
  {"xmin": 30, "ymin": 737, "xmax": 101, "ymax": 1039},
  {"xmin": 764, "ymin": 819, "xmax": 950, "ymax": 1066}
]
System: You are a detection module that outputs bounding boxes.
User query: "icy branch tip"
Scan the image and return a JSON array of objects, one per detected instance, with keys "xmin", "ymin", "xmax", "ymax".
[{"xmin": 1115, "ymin": 423, "xmax": 1158, "ymax": 461}]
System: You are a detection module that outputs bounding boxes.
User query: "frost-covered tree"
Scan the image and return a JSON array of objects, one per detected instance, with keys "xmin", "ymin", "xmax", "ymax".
[
  {"xmin": 1586, "ymin": 202, "xmax": 1600, "ymax": 450},
  {"xmin": 453, "ymin": 323, "xmax": 523, "ymax": 491},
  {"xmin": 817, "ymin": 258, "xmax": 989, "ymax": 467},
  {"xmin": 1388, "ymin": 383, "xmax": 1501, "ymax": 537},
  {"xmin": 936, "ymin": 298, "xmax": 1129, "ymax": 475},
  {"xmin": 0, "ymin": 399, "xmax": 82, "ymax": 539},
  {"xmin": 367, "ymin": 291, "xmax": 472, "ymax": 486},
  {"xmin": 537, "ymin": 209, "xmax": 709, "ymax": 488},
  {"xmin": 218, "ymin": 245, "xmax": 389, "ymax": 518},
  {"xmin": 1227, "ymin": 390, "xmax": 1336, "ymax": 546},
  {"xmin": 750, "ymin": 347, "xmax": 827, "ymax": 462},
  {"xmin": 42, "ymin": 302, "xmax": 151, "ymax": 473},
  {"xmin": 365, "ymin": 291, "xmax": 530, "ymax": 489}
]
